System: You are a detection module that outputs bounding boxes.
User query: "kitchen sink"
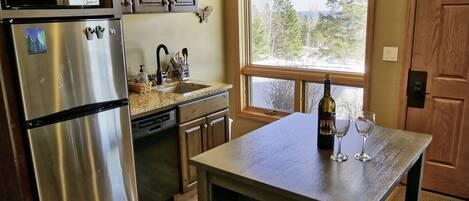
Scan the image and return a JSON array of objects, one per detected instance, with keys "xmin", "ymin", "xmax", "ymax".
[{"xmin": 154, "ymin": 82, "xmax": 210, "ymax": 94}]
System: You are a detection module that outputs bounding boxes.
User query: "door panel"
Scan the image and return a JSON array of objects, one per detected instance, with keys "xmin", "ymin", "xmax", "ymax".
[
  {"xmin": 178, "ymin": 117, "xmax": 205, "ymax": 192},
  {"xmin": 28, "ymin": 106, "xmax": 138, "ymax": 201},
  {"xmin": 437, "ymin": 5, "xmax": 469, "ymax": 79},
  {"xmin": 427, "ymin": 98, "xmax": 463, "ymax": 166},
  {"xmin": 11, "ymin": 20, "xmax": 127, "ymax": 120},
  {"xmin": 406, "ymin": 0, "xmax": 469, "ymax": 198},
  {"xmin": 206, "ymin": 109, "xmax": 229, "ymax": 150}
]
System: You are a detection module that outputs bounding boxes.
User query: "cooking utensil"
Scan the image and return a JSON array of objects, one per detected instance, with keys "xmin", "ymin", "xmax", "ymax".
[{"xmin": 182, "ymin": 48, "xmax": 188, "ymax": 65}]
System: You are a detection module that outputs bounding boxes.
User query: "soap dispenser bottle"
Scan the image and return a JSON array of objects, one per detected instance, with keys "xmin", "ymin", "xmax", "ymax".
[{"xmin": 136, "ymin": 65, "xmax": 149, "ymax": 83}]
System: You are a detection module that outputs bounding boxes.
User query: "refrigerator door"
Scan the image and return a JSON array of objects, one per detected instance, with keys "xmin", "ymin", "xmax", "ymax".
[
  {"xmin": 28, "ymin": 106, "xmax": 138, "ymax": 201},
  {"xmin": 11, "ymin": 19, "xmax": 128, "ymax": 121}
]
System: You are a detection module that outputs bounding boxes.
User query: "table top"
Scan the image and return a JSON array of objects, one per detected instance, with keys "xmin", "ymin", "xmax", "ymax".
[{"xmin": 191, "ymin": 113, "xmax": 432, "ymax": 201}]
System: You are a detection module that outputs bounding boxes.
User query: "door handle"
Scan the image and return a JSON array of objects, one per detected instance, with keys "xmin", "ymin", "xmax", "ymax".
[{"xmin": 407, "ymin": 70, "xmax": 428, "ymax": 108}]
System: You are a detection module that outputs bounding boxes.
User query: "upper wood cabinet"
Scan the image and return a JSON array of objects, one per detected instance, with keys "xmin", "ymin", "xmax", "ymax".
[
  {"xmin": 170, "ymin": 0, "xmax": 197, "ymax": 12},
  {"xmin": 121, "ymin": 0, "xmax": 197, "ymax": 14},
  {"xmin": 133, "ymin": 0, "xmax": 169, "ymax": 13}
]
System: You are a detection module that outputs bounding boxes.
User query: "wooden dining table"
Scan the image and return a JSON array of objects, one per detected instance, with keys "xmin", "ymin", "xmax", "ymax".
[{"xmin": 190, "ymin": 113, "xmax": 432, "ymax": 201}]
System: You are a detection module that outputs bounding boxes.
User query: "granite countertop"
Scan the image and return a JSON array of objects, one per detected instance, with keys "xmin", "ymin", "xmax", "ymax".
[{"xmin": 129, "ymin": 80, "xmax": 232, "ymax": 119}]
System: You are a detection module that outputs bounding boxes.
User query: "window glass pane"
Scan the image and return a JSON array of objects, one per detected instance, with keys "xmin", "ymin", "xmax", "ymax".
[
  {"xmin": 250, "ymin": 0, "xmax": 368, "ymax": 73},
  {"xmin": 249, "ymin": 76, "xmax": 295, "ymax": 113},
  {"xmin": 305, "ymin": 82, "xmax": 363, "ymax": 115}
]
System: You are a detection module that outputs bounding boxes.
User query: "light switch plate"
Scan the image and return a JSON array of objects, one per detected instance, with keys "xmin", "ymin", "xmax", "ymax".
[{"xmin": 383, "ymin": 47, "xmax": 399, "ymax": 62}]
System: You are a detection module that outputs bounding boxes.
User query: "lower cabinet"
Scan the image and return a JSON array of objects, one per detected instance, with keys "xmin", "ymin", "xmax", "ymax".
[
  {"xmin": 179, "ymin": 117, "xmax": 206, "ymax": 191},
  {"xmin": 206, "ymin": 109, "xmax": 230, "ymax": 150},
  {"xmin": 178, "ymin": 109, "xmax": 230, "ymax": 193}
]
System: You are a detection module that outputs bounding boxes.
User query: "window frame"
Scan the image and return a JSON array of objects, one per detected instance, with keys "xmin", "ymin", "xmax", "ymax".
[{"xmin": 234, "ymin": 0, "xmax": 375, "ymax": 123}]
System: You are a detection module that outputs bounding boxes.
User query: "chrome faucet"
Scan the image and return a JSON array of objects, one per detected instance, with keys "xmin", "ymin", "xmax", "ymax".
[{"xmin": 156, "ymin": 44, "xmax": 169, "ymax": 85}]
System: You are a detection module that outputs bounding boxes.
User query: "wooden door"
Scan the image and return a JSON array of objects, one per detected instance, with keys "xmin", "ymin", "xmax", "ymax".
[
  {"xmin": 179, "ymin": 117, "xmax": 206, "ymax": 192},
  {"xmin": 206, "ymin": 109, "xmax": 230, "ymax": 150},
  {"xmin": 133, "ymin": 0, "xmax": 169, "ymax": 13},
  {"xmin": 406, "ymin": 0, "xmax": 469, "ymax": 198},
  {"xmin": 170, "ymin": 0, "xmax": 197, "ymax": 12}
]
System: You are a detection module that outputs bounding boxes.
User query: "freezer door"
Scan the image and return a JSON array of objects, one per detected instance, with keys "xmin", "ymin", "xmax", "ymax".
[
  {"xmin": 11, "ymin": 19, "xmax": 128, "ymax": 121},
  {"xmin": 28, "ymin": 106, "xmax": 138, "ymax": 201}
]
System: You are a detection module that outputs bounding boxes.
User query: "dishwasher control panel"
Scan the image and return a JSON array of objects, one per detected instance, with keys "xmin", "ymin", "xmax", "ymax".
[{"xmin": 131, "ymin": 110, "xmax": 177, "ymax": 140}]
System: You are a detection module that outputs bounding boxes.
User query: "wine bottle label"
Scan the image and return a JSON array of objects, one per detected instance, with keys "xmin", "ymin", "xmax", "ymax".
[{"xmin": 319, "ymin": 115, "xmax": 333, "ymax": 135}]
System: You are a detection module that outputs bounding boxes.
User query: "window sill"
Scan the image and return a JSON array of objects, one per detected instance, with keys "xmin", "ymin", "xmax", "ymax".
[{"xmin": 237, "ymin": 107, "xmax": 288, "ymax": 124}]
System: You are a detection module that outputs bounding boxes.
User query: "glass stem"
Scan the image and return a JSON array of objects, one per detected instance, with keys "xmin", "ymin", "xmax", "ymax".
[
  {"xmin": 337, "ymin": 136, "xmax": 343, "ymax": 155},
  {"xmin": 361, "ymin": 136, "xmax": 367, "ymax": 155}
]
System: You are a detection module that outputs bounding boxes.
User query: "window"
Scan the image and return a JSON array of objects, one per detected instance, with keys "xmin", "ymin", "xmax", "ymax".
[
  {"xmin": 304, "ymin": 83, "xmax": 363, "ymax": 115},
  {"xmin": 249, "ymin": 76, "xmax": 295, "ymax": 113},
  {"xmin": 238, "ymin": 0, "xmax": 373, "ymax": 122}
]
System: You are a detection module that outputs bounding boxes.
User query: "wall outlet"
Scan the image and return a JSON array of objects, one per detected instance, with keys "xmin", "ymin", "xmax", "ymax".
[{"xmin": 383, "ymin": 47, "xmax": 399, "ymax": 62}]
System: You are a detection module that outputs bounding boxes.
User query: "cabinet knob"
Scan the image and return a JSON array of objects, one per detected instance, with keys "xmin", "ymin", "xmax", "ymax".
[
  {"xmin": 121, "ymin": 0, "xmax": 132, "ymax": 6},
  {"xmin": 209, "ymin": 122, "xmax": 214, "ymax": 127},
  {"xmin": 204, "ymin": 124, "xmax": 208, "ymax": 129}
]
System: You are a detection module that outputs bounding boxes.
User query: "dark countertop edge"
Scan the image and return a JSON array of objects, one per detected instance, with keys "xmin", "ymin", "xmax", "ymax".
[
  {"xmin": 376, "ymin": 134, "xmax": 432, "ymax": 201},
  {"xmin": 189, "ymin": 158, "xmax": 317, "ymax": 201}
]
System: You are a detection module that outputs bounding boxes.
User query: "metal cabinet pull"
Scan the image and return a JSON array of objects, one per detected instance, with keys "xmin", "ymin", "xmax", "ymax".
[
  {"xmin": 204, "ymin": 124, "xmax": 208, "ymax": 129},
  {"xmin": 121, "ymin": 0, "xmax": 132, "ymax": 6}
]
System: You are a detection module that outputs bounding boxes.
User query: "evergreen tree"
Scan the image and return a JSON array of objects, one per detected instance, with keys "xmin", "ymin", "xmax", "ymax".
[
  {"xmin": 251, "ymin": 12, "xmax": 269, "ymax": 61},
  {"xmin": 313, "ymin": 0, "xmax": 367, "ymax": 62},
  {"xmin": 271, "ymin": 0, "xmax": 303, "ymax": 60}
]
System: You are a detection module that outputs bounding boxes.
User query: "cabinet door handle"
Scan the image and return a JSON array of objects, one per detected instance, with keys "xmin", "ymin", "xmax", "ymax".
[
  {"xmin": 204, "ymin": 124, "xmax": 208, "ymax": 129},
  {"xmin": 209, "ymin": 122, "xmax": 214, "ymax": 127},
  {"xmin": 121, "ymin": 0, "xmax": 132, "ymax": 6}
]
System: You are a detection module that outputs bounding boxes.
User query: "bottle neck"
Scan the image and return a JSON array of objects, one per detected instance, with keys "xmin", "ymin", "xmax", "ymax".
[{"xmin": 324, "ymin": 82, "xmax": 331, "ymax": 97}]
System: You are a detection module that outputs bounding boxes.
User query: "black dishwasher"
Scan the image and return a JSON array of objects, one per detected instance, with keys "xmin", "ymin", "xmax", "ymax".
[{"xmin": 132, "ymin": 109, "xmax": 180, "ymax": 201}]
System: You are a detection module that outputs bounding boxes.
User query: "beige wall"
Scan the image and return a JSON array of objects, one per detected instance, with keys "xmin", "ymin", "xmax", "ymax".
[
  {"xmin": 369, "ymin": 0, "xmax": 408, "ymax": 128},
  {"xmin": 226, "ymin": 0, "xmax": 409, "ymax": 138},
  {"xmin": 122, "ymin": 0, "xmax": 225, "ymax": 82}
]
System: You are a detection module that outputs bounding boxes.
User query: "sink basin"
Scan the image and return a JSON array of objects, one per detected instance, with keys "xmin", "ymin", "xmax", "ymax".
[{"xmin": 153, "ymin": 82, "xmax": 210, "ymax": 94}]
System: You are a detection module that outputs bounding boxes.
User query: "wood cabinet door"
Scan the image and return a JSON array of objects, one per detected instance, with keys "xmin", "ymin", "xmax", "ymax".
[
  {"xmin": 134, "ymin": 0, "xmax": 169, "ymax": 13},
  {"xmin": 205, "ymin": 109, "xmax": 229, "ymax": 151},
  {"xmin": 170, "ymin": 0, "xmax": 197, "ymax": 12},
  {"xmin": 178, "ymin": 117, "xmax": 206, "ymax": 192},
  {"xmin": 405, "ymin": 0, "xmax": 469, "ymax": 198}
]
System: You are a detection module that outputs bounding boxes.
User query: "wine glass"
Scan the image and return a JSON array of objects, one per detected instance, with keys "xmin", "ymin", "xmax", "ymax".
[
  {"xmin": 330, "ymin": 112, "xmax": 351, "ymax": 162},
  {"xmin": 354, "ymin": 111, "xmax": 376, "ymax": 162}
]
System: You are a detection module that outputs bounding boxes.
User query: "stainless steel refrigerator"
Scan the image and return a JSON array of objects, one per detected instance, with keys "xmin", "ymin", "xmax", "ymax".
[{"xmin": 9, "ymin": 19, "xmax": 138, "ymax": 201}]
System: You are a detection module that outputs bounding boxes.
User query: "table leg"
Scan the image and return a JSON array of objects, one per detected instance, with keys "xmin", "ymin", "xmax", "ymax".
[
  {"xmin": 405, "ymin": 153, "xmax": 425, "ymax": 201},
  {"xmin": 197, "ymin": 168, "xmax": 211, "ymax": 201}
]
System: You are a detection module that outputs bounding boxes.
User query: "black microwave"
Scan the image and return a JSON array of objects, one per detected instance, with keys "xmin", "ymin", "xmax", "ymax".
[{"xmin": 1, "ymin": 0, "xmax": 104, "ymax": 9}]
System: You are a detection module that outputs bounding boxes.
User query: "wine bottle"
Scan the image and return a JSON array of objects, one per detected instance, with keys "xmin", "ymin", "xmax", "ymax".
[{"xmin": 317, "ymin": 75, "xmax": 336, "ymax": 150}]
